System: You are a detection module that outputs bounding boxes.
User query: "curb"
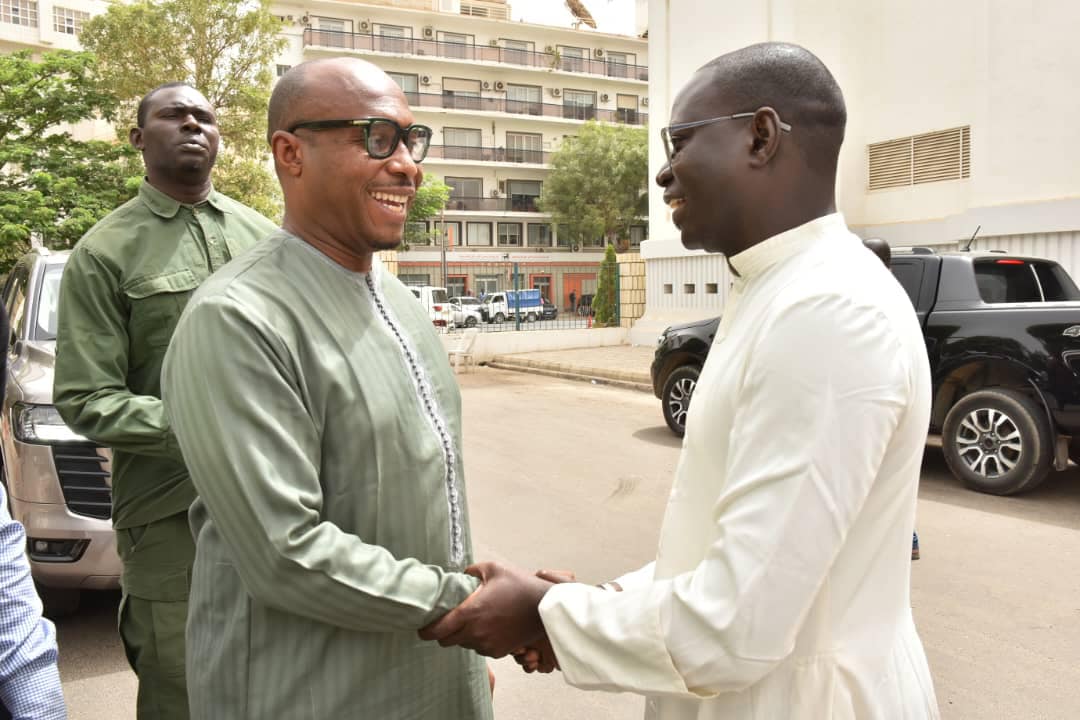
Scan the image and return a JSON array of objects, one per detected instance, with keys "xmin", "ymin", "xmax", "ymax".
[{"xmin": 484, "ymin": 361, "xmax": 653, "ymax": 394}]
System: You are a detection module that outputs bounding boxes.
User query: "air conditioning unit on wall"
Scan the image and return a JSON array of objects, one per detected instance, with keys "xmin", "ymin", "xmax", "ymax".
[
  {"xmin": 490, "ymin": 189, "xmax": 501, "ymax": 198},
  {"xmin": 550, "ymin": 88, "xmax": 561, "ymax": 97},
  {"xmin": 420, "ymin": 75, "xmax": 431, "ymax": 85},
  {"xmin": 494, "ymin": 80, "xmax": 505, "ymax": 91},
  {"xmin": 642, "ymin": 97, "xmax": 649, "ymax": 106},
  {"xmin": 600, "ymin": 93, "xmax": 609, "ymax": 102},
  {"xmin": 423, "ymin": 26, "xmax": 434, "ymax": 38},
  {"xmin": 359, "ymin": 19, "xmax": 370, "ymax": 30},
  {"xmin": 594, "ymin": 48, "xmax": 604, "ymax": 57},
  {"xmin": 482, "ymin": 81, "xmax": 491, "ymax": 90}
]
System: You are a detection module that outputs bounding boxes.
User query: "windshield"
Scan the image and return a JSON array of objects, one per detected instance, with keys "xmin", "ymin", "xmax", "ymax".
[
  {"xmin": 431, "ymin": 289, "xmax": 448, "ymax": 304},
  {"xmin": 33, "ymin": 264, "xmax": 63, "ymax": 341}
]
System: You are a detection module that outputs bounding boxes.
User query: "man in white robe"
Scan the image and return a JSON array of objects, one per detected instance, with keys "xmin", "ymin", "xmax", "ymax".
[{"xmin": 420, "ymin": 42, "xmax": 941, "ymax": 720}]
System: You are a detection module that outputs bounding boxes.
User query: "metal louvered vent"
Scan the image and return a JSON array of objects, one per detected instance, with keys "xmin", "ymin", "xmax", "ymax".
[
  {"xmin": 52, "ymin": 445, "xmax": 112, "ymax": 520},
  {"xmin": 869, "ymin": 126, "xmax": 970, "ymax": 191}
]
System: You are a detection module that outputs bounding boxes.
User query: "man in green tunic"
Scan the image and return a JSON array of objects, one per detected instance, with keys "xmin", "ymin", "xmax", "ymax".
[
  {"xmin": 160, "ymin": 59, "xmax": 495, "ymax": 719},
  {"xmin": 53, "ymin": 83, "xmax": 276, "ymax": 719}
]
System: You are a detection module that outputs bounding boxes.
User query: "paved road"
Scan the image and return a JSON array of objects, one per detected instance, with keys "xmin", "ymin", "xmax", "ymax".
[{"xmin": 56, "ymin": 369, "xmax": 1080, "ymax": 719}]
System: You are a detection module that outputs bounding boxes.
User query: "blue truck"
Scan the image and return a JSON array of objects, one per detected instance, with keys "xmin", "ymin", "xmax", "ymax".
[{"xmin": 482, "ymin": 289, "xmax": 545, "ymax": 323}]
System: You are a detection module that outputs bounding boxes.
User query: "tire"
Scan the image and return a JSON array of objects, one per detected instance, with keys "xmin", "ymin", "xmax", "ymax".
[
  {"xmin": 526, "ymin": 312, "xmax": 537, "ymax": 322},
  {"xmin": 661, "ymin": 365, "xmax": 700, "ymax": 437},
  {"xmin": 464, "ymin": 316, "xmax": 477, "ymax": 328},
  {"xmin": 38, "ymin": 585, "xmax": 80, "ymax": 618},
  {"xmin": 941, "ymin": 388, "xmax": 1053, "ymax": 495},
  {"xmin": 494, "ymin": 312, "xmax": 505, "ymax": 323}
]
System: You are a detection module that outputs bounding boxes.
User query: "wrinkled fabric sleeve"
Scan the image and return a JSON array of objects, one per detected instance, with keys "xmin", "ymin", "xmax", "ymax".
[
  {"xmin": 161, "ymin": 296, "xmax": 478, "ymax": 631},
  {"xmin": 612, "ymin": 561, "xmax": 655, "ymax": 591},
  {"xmin": 0, "ymin": 487, "xmax": 66, "ymax": 720},
  {"xmin": 53, "ymin": 246, "xmax": 181, "ymax": 460},
  {"xmin": 540, "ymin": 295, "xmax": 910, "ymax": 698}
]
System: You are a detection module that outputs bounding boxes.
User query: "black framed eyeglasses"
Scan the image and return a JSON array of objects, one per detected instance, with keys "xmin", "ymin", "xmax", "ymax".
[
  {"xmin": 287, "ymin": 117, "xmax": 433, "ymax": 162},
  {"xmin": 660, "ymin": 111, "xmax": 793, "ymax": 163}
]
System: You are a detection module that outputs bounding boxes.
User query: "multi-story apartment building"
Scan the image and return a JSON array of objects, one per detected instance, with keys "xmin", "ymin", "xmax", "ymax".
[
  {"xmin": 273, "ymin": 0, "xmax": 649, "ymax": 306},
  {"xmin": 634, "ymin": 0, "xmax": 1080, "ymax": 343}
]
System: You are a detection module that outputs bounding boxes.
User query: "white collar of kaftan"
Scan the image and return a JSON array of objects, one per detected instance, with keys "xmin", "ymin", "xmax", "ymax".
[{"xmin": 727, "ymin": 212, "xmax": 847, "ymax": 288}]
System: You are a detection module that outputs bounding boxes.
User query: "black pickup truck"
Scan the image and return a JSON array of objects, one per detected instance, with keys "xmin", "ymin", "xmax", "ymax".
[{"xmin": 651, "ymin": 249, "xmax": 1080, "ymax": 495}]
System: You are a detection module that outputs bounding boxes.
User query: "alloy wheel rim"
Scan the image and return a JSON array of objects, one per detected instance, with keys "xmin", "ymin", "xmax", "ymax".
[
  {"xmin": 667, "ymin": 376, "xmax": 696, "ymax": 428},
  {"xmin": 955, "ymin": 407, "xmax": 1023, "ymax": 478}
]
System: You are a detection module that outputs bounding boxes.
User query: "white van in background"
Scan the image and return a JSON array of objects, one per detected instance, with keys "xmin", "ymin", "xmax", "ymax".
[{"xmin": 408, "ymin": 285, "xmax": 452, "ymax": 329}]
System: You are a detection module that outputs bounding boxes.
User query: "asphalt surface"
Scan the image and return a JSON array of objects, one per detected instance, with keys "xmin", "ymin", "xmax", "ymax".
[{"xmin": 55, "ymin": 368, "xmax": 1080, "ymax": 719}]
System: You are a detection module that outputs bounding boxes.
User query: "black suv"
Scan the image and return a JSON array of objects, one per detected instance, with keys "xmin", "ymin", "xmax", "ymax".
[{"xmin": 651, "ymin": 248, "xmax": 1080, "ymax": 496}]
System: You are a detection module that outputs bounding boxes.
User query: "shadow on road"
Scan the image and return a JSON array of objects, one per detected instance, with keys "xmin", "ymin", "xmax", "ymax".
[
  {"xmin": 631, "ymin": 426, "xmax": 684, "ymax": 449},
  {"xmin": 55, "ymin": 589, "xmax": 130, "ymax": 682},
  {"xmin": 918, "ymin": 443, "xmax": 1080, "ymax": 531}
]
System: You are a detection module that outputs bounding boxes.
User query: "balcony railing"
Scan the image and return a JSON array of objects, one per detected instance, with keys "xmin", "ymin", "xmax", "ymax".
[
  {"xmin": 401, "ymin": 92, "xmax": 647, "ymax": 126},
  {"xmin": 303, "ymin": 28, "xmax": 649, "ymax": 81},
  {"xmin": 427, "ymin": 145, "xmax": 552, "ymax": 164},
  {"xmin": 443, "ymin": 196, "xmax": 543, "ymax": 212}
]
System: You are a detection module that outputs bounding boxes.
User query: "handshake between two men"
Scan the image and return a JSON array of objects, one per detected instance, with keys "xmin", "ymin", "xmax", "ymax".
[{"xmin": 419, "ymin": 562, "xmax": 607, "ymax": 674}]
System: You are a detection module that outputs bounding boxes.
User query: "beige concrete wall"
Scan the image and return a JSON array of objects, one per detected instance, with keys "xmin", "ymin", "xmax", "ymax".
[
  {"xmin": 377, "ymin": 249, "xmax": 399, "ymax": 277},
  {"xmin": 618, "ymin": 252, "xmax": 645, "ymax": 328},
  {"xmin": 438, "ymin": 326, "xmax": 627, "ymax": 362}
]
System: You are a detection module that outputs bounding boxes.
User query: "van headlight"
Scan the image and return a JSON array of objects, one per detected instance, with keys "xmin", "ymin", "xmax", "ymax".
[{"xmin": 12, "ymin": 403, "xmax": 88, "ymax": 444}]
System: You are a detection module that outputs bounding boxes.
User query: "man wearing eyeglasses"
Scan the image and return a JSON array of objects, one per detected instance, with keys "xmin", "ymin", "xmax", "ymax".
[
  {"xmin": 54, "ymin": 82, "xmax": 275, "ymax": 720},
  {"xmin": 419, "ymin": 42, "xmax": 939, "ymax": 720},
  {"xmin": 160, "ymin": 58, "xmax": 494, "ymax": 719}
]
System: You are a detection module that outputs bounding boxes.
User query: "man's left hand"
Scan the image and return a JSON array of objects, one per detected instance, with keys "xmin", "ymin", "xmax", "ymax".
[{"xmin": 418, "ymin": 562, "xmax": 551, "ymax": 658}]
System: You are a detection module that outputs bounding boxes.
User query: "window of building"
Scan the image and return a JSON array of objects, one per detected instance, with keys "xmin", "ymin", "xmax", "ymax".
[
  {"xmin": 466, "ymin": 222, "xmax": 492, "ymax": 247},
  {"xmin": 376, "ymin": 23, "xmax": 409, "ymax": 53},
  {"xmin": 439, "ymin": 31, "xmax": 472, "ymax": 59},
  {"xmin": 605, "ymin": 51, "xmax": 635, "ymax": 78},
  {"xmin": 447, "ymin": 275, "xmax": 468, "ymax": 298},
  {"xmin": 663, "ymin": 283, "xmax": 673, "ymax": 294},
  {"xmin": 475, "ymin": 275, "xmax": 500, "ymax": 295},
  {"xmin": 706, "ymin": 283, "xmax": 719, "ymax": 294},
  {"xmin": 506, "ymin": 180, "xmax": 541, "ymax": 212},
  {"xmin": 629, "ymin": 225, "xmax": 647, "ymax": 247},
  {"xmin": 558, "ymin": 45, "xmax": 587, "ymax": 72},
  {"xmin": 388, "ymin": 72, "xmax": 419, "ymax": 99},
  {"xmin": 444, "ymin": 128, "xmax": 483, "ymax": 160},
  {"xmin": 563, "ymin": 89, "xmax": 596, "ymax": 121},
  {"xmin": 2, "ymin": 0, "xmax": 38, "ymax": 27},
  {"xmin": 530, "ymin": 274, "xmax": 552, "ymax": 300},
  {"xmin": 497, "ymin": 222, "xmax": 523, "ymax": 246},
  {"xmin": 443, "ymin": 77, "xmax": 482, "ymax": 111},
  {"xmin": 506, "ymin": 132, "xmax": 543, "ymax": 163},
  {"xmin": 501, "ymin": 38, "xmax": 533, "ymax": 65},
  {"xmin": 432, "ymin": 220, "xmax": 461, "ymax": 247},
  {"xmin": 868, "ymin": 126, "xmax": 971, "ymax": 191},
  {"xmin": 52, "ymin": 6, "xmax": 88, "ymax": 34},
  {"xmin": 445, "ymin": 177, "xmax": 482, "ymax": 210},
  {"xmin": 505, "ymin": 83, "xmax": 542, "ymax": 116},
  {"xmin": 276, "ymin": 64, "xmax": 292, "ymax": 78},
  {"xmin": 527, "ymin": 223, "xmax": 553, "ymax": 247},
  {"xmin": 312, "ymin": 17, "xmax": 351, "ymax": 48},
  {"xmin": 399, "ymin": 274, "xmax": 431, "ymax": 286},
  {"xmin": 616, "ymin": 94, "xmax": 639, "ymax": 124},
  {"xmin": 684, "ymin": 283, "xmax": 696, "ymax": 294}
]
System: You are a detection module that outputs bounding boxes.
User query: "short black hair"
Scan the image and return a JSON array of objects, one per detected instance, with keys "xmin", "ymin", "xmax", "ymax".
[
  {"xmin": 136, "ymin": 82, "xmax": 195, "ymax": 127},
  {"xmin": 701, "ymin": 43, "xmax": 847, "ymax": 175}
]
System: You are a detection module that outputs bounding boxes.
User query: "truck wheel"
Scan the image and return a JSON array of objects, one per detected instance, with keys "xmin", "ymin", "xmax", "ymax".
[
  {"xmin": 662, "ymin": 365, "xmax": 700, "ymax": 437},
  {"xmin": 464, "ymin": 316, "xmax": 477, "ymax": 328},
  {"xmin": 942, "ymin": 388, "xmax": 1052, "ymax": 495},
  {"xmin": 526, "ymin": 312, "xmax": 537, "ymax": 322},
  {"xmin": 494, "ymin": 312, "xmax": 505, "ymax": 323}
]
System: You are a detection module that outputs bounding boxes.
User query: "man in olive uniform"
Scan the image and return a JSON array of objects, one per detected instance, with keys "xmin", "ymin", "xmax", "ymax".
[{"xmin": 53, "ymin": 83, "xmax": 276, "ymax": 719}]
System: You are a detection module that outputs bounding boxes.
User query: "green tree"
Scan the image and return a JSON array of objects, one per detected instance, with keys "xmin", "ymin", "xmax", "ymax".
[
  {"xmin": 0, "ymin": 50, "xmax": 139, "ymax": 272},
  {"xmin": 80, "ymin": 0, "xmax": 287, "ymax": 219},
  {"xmin": 403, "ymin": 176, "xmax": 451, "ymax": 249},
  {"xmin": 592, "ymin": 244, "xmax": 618, "ymax": 327},
  {"xmin": 539, "ymin": 121, "xmax": 647, "ymax": 251}
]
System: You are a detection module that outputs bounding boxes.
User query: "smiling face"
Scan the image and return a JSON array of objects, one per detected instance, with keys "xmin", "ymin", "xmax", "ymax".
[
  {"xmin": 656, "ymin": 72, "xmax": 749, "ymax": 255},
  {"xmin": 131, "ymin": 85, "xmax": 220, "ymax": 184},
  {"xmin": 287, "ymin": 68, "xmax": 422, "ymax": 254}
]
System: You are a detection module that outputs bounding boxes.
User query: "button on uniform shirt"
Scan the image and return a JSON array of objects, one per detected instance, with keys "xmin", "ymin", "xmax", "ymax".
[
  {"xmin": 161, "ymin": 232, "xmax": 492, "ymax": 720},
  {"xmin": 540, "ymin": 214, "xmax": 941, "ymax": 719},
  {"xmin": 53, "ymin": 180, "xmax": 277, "ymax": 530}
]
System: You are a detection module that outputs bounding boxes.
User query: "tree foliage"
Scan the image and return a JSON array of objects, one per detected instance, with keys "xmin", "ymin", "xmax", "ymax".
[
  {"xmin": 80, "ymin": 0, "xmax": 287, "ymax": 219},
  {"xmin": 0, "ymin": 50, "xmax": 139, "ymax": 272},
  {"xmin": 592, "ymin": 244, "xmax": 618, "ymax": 327},
  {"xmin": 403, "ymin": 176, "xmax": 451, "ymax": 249},
  {"xmin": 540, "ymin": 121, "xmax": 647, "ymax": 251}
]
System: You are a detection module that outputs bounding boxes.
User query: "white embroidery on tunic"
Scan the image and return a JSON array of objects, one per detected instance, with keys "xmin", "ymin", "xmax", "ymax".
[{"xmin": 363, "ymin": 272, "xmax": 465, "ymax": 566}]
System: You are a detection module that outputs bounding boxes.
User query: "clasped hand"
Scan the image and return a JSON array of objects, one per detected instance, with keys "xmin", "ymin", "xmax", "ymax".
[{"xmin": 418, "ymin": 563, "xmax": 572, "ymax": 673}]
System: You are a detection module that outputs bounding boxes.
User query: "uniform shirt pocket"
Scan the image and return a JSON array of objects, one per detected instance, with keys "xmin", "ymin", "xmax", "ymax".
[{"xmin": 123, "ymin": 269, "xmax": 201, "ymax": 356}]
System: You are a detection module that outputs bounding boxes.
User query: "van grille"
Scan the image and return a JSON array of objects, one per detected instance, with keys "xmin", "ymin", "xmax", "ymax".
[{"xmin": 51, "ymin": 445, "xmax": 112, "ymax": 520}]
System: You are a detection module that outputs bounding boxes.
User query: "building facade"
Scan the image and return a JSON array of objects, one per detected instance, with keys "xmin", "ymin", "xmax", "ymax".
[
  {"xmin": 635, "ymin": 0, "xmax": 1080, "ymax": 342},
  {"xmin": 272, "ymin": 0, "xmax": 649, "ymax": 309}
]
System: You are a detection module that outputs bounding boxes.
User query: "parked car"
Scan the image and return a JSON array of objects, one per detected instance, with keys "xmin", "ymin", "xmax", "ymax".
[
  {"xmin": 451, "ymin": 295, "xmax": 487, "ymax": 322},
  {"xmin": 651, "ymin": 248, "xmax": 1080, "ymax": 496},
  {"xmin": 541, "ymin": 298, "xmax": 558, "ymax": 320},
  {"xmin": 449, "ymin": 301, "xmax": 482, "ymax": 328},
  {"xmin": 1, "ymin": 248, "xmax": 120, "ymax": 615},
  {"xmin": 408, "ymin": 285, "xmax": 452, "ymax": 328}
]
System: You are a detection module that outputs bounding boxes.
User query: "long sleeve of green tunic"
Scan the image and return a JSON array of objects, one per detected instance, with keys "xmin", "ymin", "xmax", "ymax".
[{"xmin": 161, "ymin": 232, "xmax": 492, "ymax": 719}]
